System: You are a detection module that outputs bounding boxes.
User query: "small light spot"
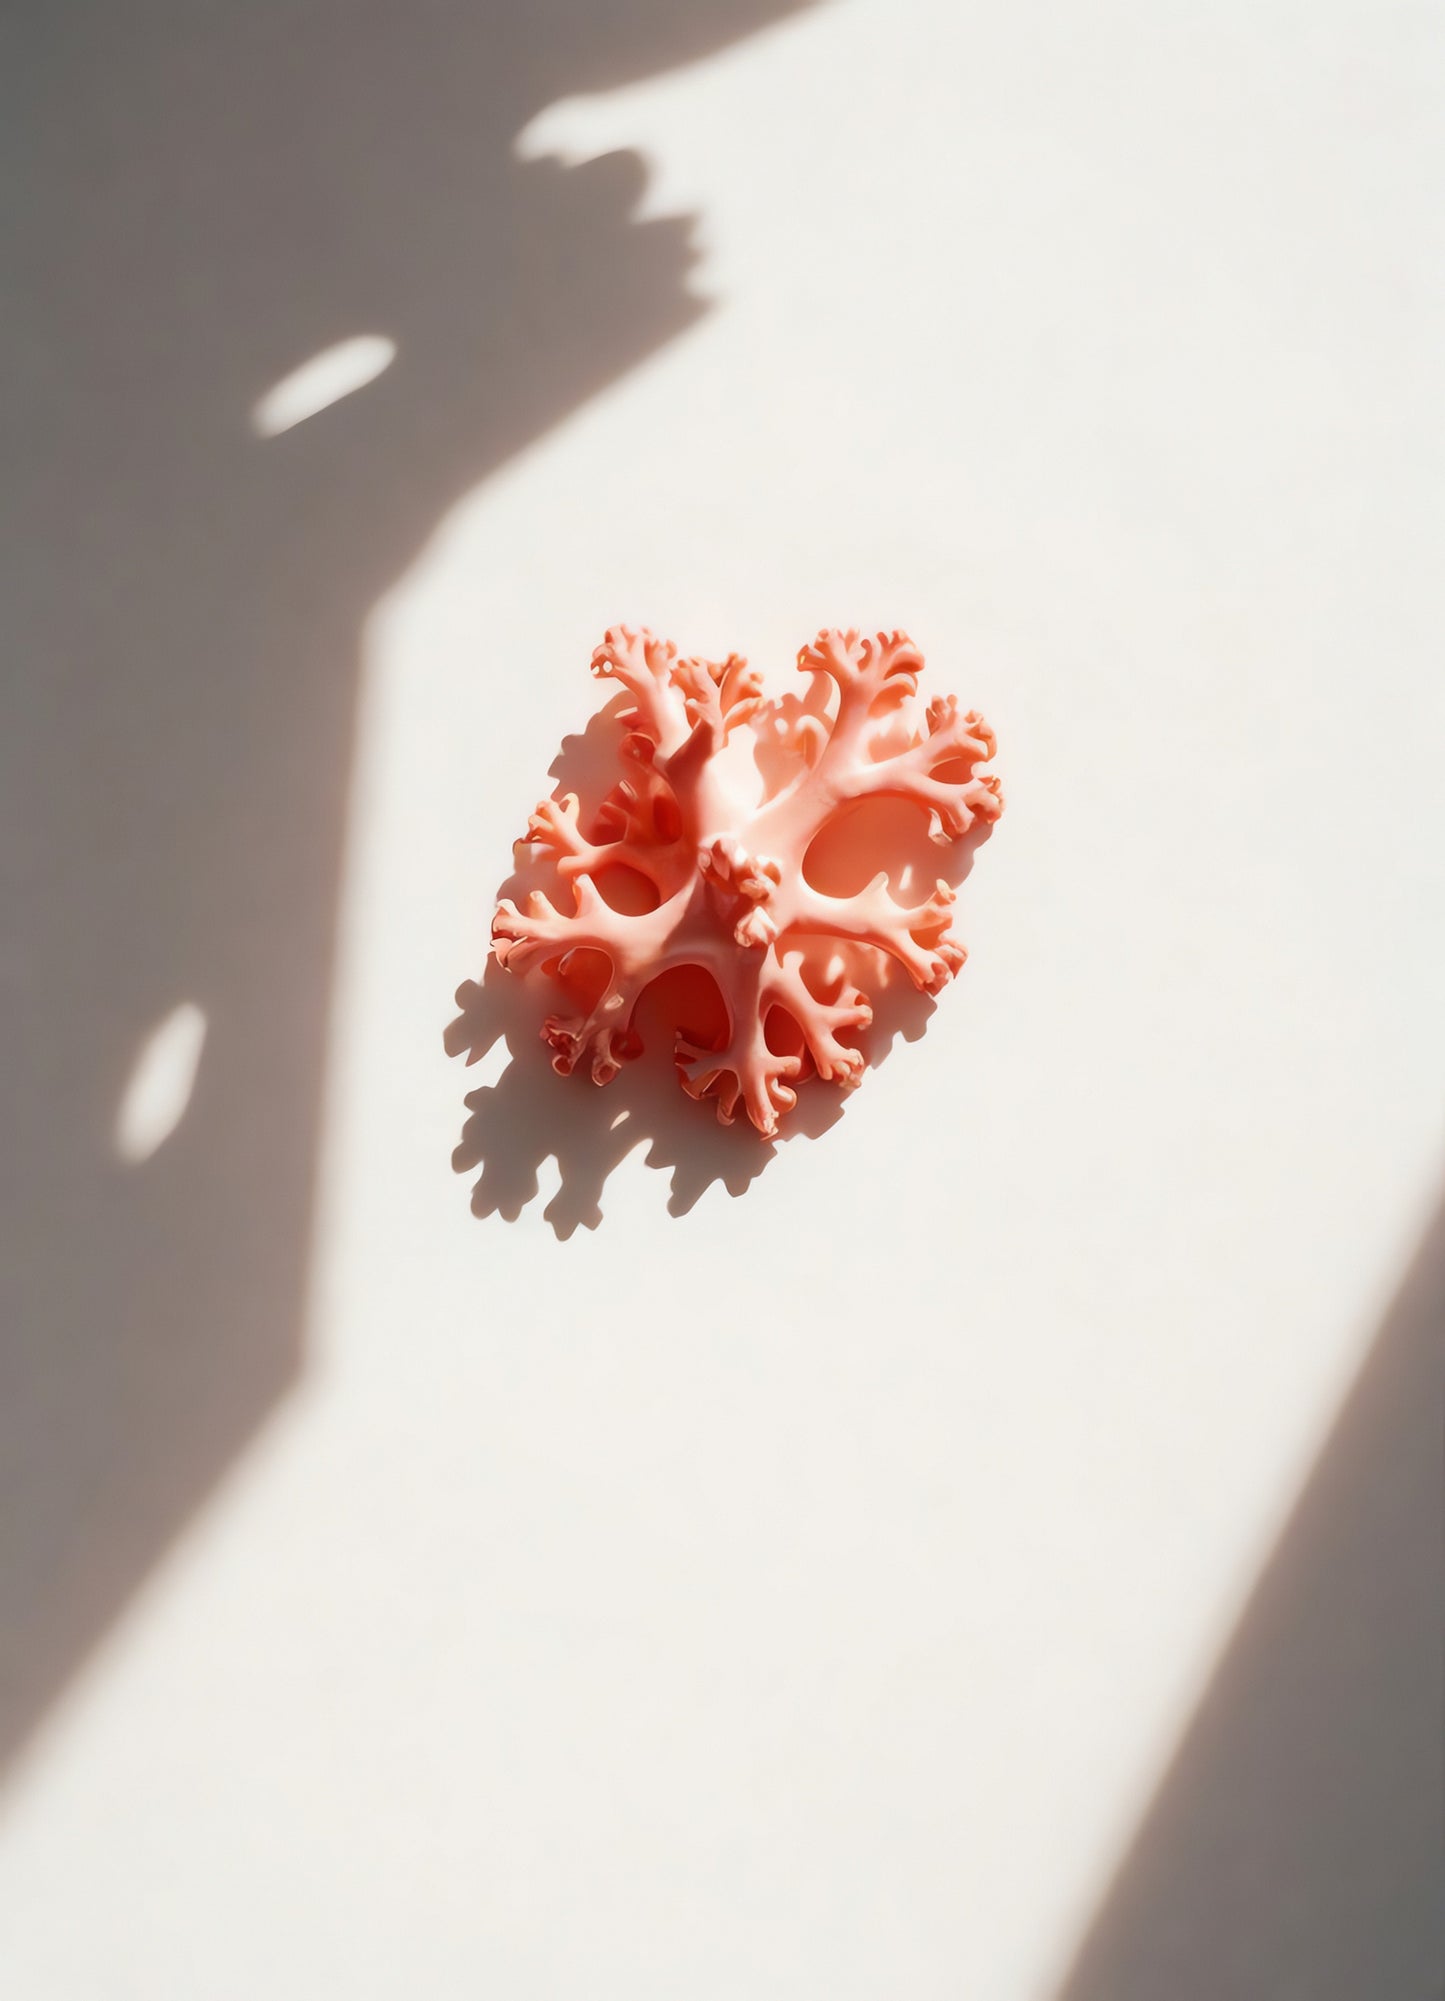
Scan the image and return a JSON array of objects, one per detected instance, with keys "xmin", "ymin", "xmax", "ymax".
[
  {"xmin": 609, "ymin": 1110, "xmax": 631, "ymax": 1130},
  {"xmin": 251, "ymin": 335, "xmax": 396, "ymax": 438},
  {"xmin": 115, "ymin": 1003, "xmax": 207, "ymax": 1164}
]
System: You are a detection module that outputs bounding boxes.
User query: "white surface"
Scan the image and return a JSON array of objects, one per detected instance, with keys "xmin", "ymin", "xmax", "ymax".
[{"xmin": 4, "ymin": 2, "xmax": 1443, "ymax": 1996}]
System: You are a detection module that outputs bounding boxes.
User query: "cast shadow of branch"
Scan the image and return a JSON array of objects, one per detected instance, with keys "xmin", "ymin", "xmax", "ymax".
[{"xmin": 445, "ymin": 695, "xmax": 996, "ymax": 1238}]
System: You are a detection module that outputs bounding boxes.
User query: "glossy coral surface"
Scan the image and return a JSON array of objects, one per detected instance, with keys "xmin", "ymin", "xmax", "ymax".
[{"xmin": 492, "ymin": 628, "xmax": 1003, "ymax": 1137}]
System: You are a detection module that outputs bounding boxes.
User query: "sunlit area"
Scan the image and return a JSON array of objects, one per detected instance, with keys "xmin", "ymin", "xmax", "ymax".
[
  {"xmin": 113, "ymin": 1002, "xmax": 208, "ymax": 1164},
  {"xmin": 3, "ymin": 3, "xmax": 1440, "ymax": 1997},
  {"xmin": 250, "ymin": 334, "xmax": 398, "ymax": 438}
]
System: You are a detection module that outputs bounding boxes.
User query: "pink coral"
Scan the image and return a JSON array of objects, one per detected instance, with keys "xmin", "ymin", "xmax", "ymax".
[{"xmin": 492, "ymin": 628, "xmax": 1003, "ymax": 1139}]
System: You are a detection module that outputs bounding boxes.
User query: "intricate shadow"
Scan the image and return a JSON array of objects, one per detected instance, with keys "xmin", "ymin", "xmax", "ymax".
[
  {"xmin": 0, "ymin": 0, "xmax": 816, "ymax": 1776},
  {"xmin": 447, "ymin": 690, "xmax": 995, "ymax": 1236},
  {"xmin": 1055, "ymin": 1187, "xmax": 1445, "ymax": 2001}
]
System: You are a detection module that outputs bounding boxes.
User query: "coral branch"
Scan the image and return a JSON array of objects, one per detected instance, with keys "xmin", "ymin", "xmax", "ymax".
[
  {"xmin": 765, "ymin": 951, "xmax": 872, "ymax": 1088},
  {"xmin": 519, "ymin": 781, "xmax": 685, "ymax": 894},
  {"xmin": 794, "ymin": 626, "xmax": 923, "ymax": 775},
  {"xmin": 492, "ymin": 872, "xmax": 674, "ymax": 978},
  {"xmin": 786, "ymin": 874, "xmax": 965, "ymax": 995},
  {"xmin": 798, "ymin": 627, "xmax": 922, "ymax": 719},
  {"xmin": 590, "ymin": 625, "xmax": 689, "ymax": 753},
  {"xmin": 675, "ymin": 1031, "xmax": 801, "ymax": 1138},
  {"xmin": 591, "ymin": 752, "xmax": 684, "ymax": 849},
  {"xmin": 519, "ymin": 790, "xmax": 586, "ymax": 860},
  {"xmin": 674, "ymin": 955, "xmax": 802, "ymax": 1139},
  {"xmin": 542, "ymin": 979, "xmax": 645, "ymax": 1085},
  {"xmin": 839, "ymin": 696, "xmax": 1005, "ymax": 842},
  {"xmin": 673, "ymin": 651, "xmax": 764, "ymax": 741}
]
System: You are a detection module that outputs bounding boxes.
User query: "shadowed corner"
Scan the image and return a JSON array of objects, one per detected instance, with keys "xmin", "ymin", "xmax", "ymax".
[
  {"xmin": 0, "ymin": 0, "xmax": 822, "ymax": 1784},
  {"xmin": 1054, "ymin": 1183, "xmax": 1445, "ymax": 2001},
  {"xmin": 445, "ymin": 685, "xmax": 999, "ymax": 1238}
]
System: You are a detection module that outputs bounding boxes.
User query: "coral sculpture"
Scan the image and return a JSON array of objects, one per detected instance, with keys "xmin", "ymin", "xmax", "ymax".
[{"xmin": 492, "ymin": 628, "xmax": 1003, "ymax": 1138}]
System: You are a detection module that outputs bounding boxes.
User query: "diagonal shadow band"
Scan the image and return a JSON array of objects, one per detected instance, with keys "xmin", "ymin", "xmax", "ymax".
[{"xmin": 1054, "ymin": 1185, "xmax": 1445, "ymax": 2001}]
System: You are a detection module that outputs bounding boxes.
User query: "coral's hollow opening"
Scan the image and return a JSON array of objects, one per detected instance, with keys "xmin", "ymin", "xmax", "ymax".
[
  {"xmin": 556, "ymin": 947, "xmax": 613, "ymax": 1011},
  {"xmin": 591, "ymin": 862, "xmax": 661, "ymax": 915},
  {"xmin": 632, "ymin": 964, "xmax": 730, "ymax": 1057},
  {"xmin": 763, "ymin": 1004, "xmax": 808, "ymax": 1062},
  {"xmin": 802, "ymin": 794, "xmax": 936, "ymax": 899}
]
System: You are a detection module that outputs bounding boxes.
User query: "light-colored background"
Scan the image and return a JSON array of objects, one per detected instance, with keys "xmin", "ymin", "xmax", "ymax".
[{"xmin": 3, "ymin": 3, "xmax": 1442, "ymax": 1996}]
